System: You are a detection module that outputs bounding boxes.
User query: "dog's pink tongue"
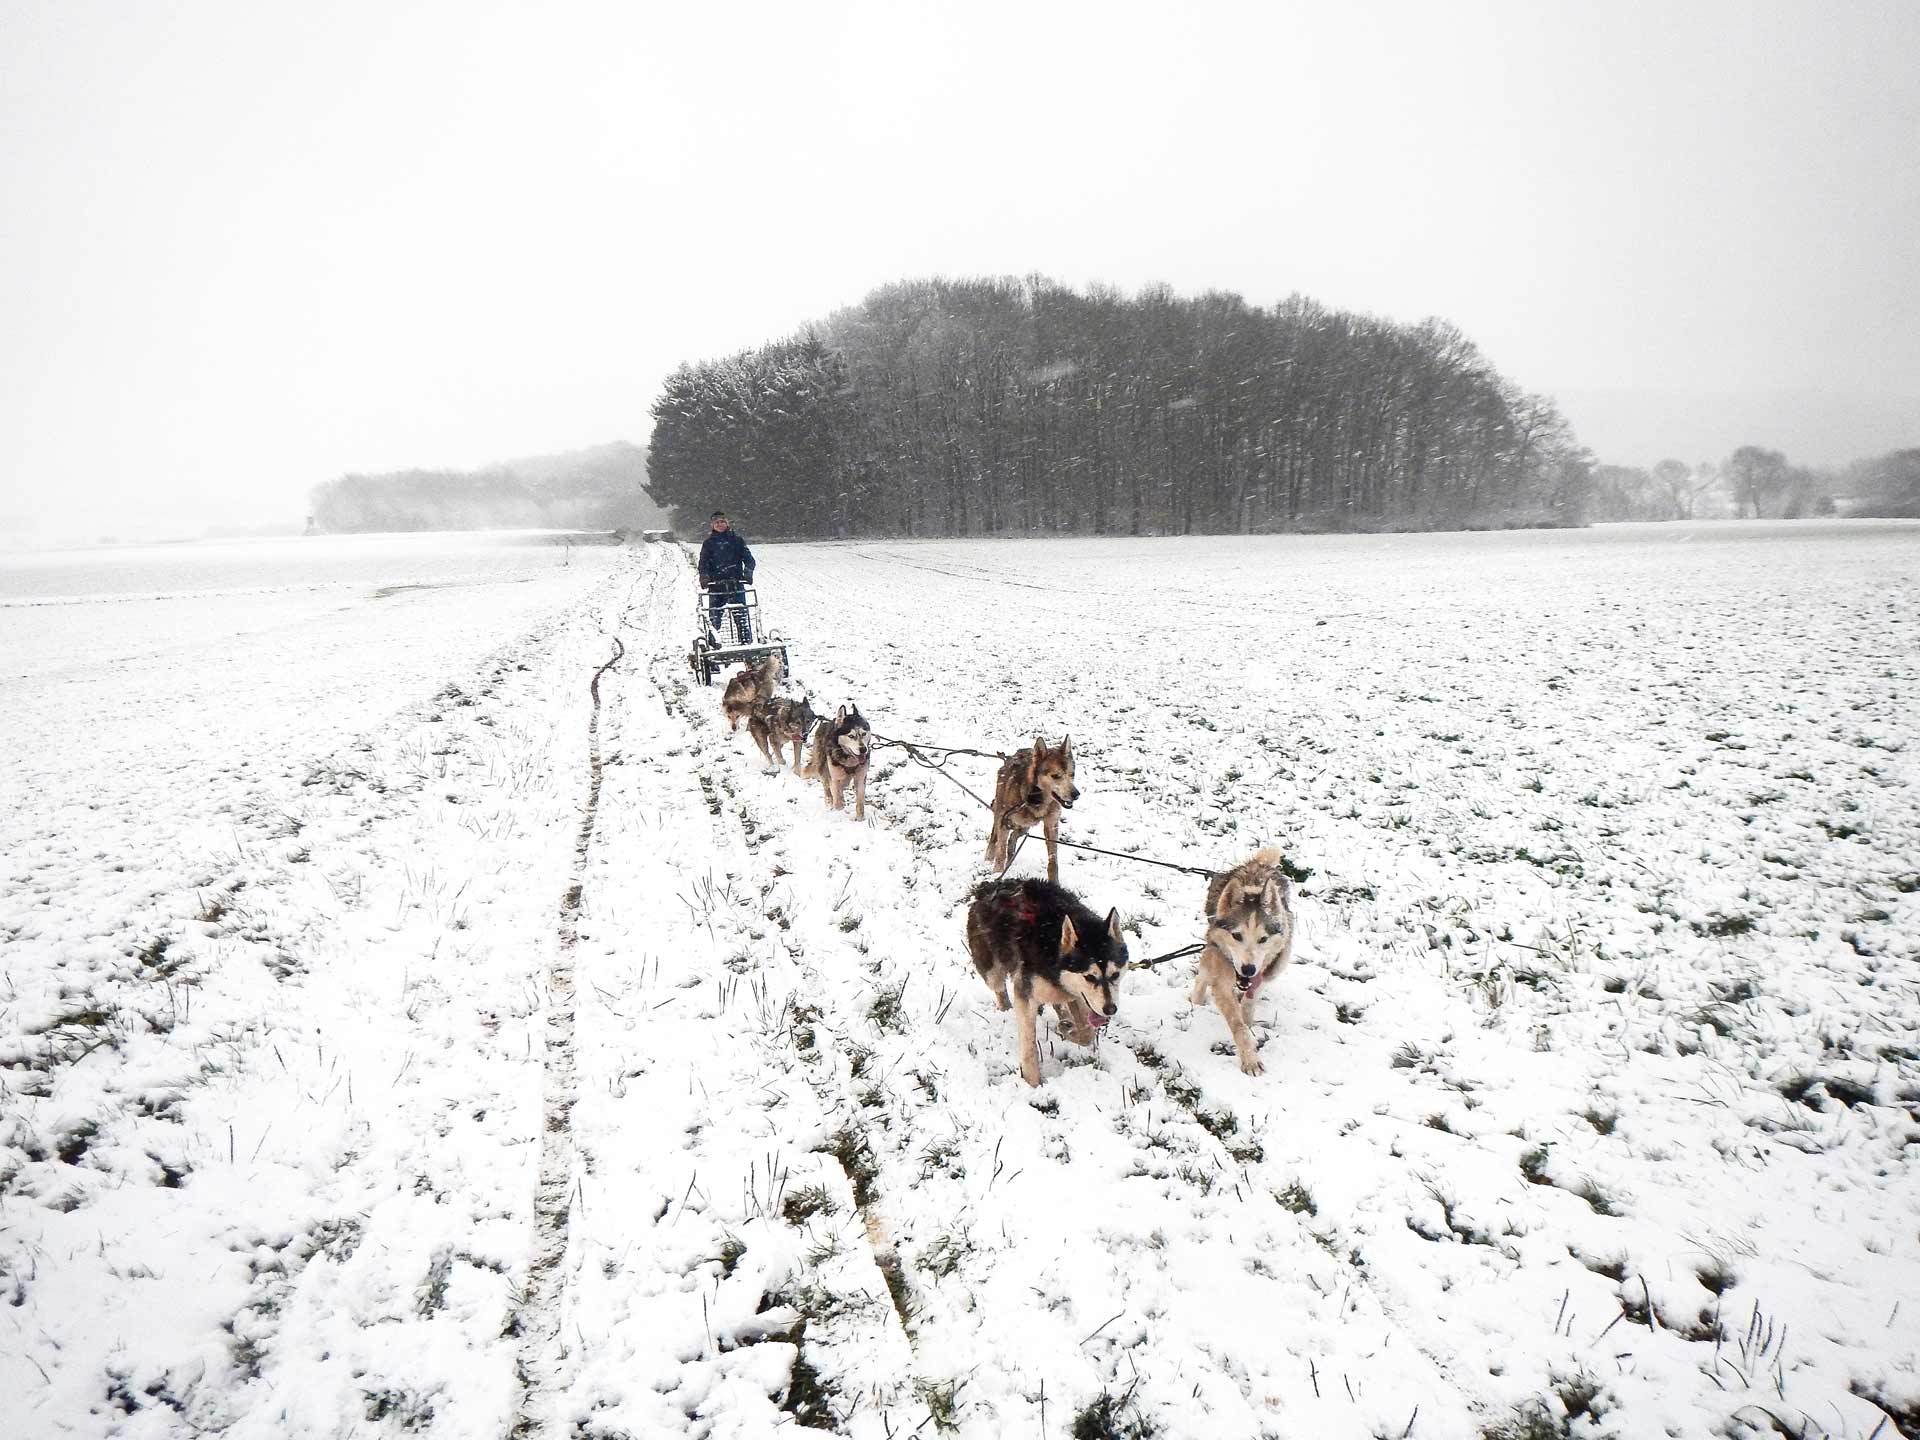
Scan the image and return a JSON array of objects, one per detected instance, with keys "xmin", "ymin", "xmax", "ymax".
[{"xmin": 1088, "ymin": 1011, "xmax": 1111, "ymax": 1029}]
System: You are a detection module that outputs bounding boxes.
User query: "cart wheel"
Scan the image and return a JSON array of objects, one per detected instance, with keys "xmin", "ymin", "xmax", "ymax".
[{"xmin": 700, "ymin": 659, "xmax": 714, "ymax": 685}]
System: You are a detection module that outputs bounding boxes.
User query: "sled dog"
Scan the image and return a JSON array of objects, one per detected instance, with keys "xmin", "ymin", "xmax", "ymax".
[
  {"xmin": 967, "ymin": 877, "xmax": 1129, "ymax": 1087},
  {"xmin": 802, "ymin": 704, "xmax": 871, "ymax": 819},
  {"xmin": 720, "ymin": 654, "xmax": 784, "ymax": 732},
  {"xmin": 985, "ymin": 736, "xmax": 1079, "ymax": 882},
  {"xmin": 1189, "ymin": 847, "xmax": 1296, "ymax": 1076},
  {"xmin": 748, "ymin": 693, "xmax": 815, "ymax": 773}
]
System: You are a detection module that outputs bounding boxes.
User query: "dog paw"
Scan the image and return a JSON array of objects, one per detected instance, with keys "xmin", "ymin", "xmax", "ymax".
[
  {"xmin": 1020, "ymin": 1064, "xmax": 1041, "ymax": 1087},
  {"xmin": 1238, "ymin": 1053, "xmax": 1266, "ymax": 1077}
]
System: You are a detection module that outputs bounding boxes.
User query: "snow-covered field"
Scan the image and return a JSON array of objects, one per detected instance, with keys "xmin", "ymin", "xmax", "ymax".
[{"xmin": 4, "ymin": 522, "xmax": 1917, "ymax": 1440}]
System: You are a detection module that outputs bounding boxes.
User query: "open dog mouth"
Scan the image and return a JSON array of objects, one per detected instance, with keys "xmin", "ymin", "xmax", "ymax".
[
  {"xmin": 1087, "ymin": 1009, "xmax": 1110, "ymax": 1029},
  {"xmin": 1235, "ymin": 972, "xmax": 1257, "ymax": 995}
]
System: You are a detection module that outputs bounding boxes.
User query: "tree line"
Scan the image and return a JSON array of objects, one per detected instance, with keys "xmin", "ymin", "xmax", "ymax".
[
  {"xmin": 309, "ymin": 442, "xmax": 660, "ymax": 533},
  {"xmin": 646, "ymin": 276, "xmax": 1595, "ymax": 537},
  {"xmin": 1589, "ymin": 445, "xmax": 1920, "ymax": 521}
]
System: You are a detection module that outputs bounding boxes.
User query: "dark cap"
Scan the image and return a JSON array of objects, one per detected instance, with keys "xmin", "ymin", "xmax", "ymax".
[{"xmin": 711, "ymin": 511, "xmax": 728, "ymax": 520}]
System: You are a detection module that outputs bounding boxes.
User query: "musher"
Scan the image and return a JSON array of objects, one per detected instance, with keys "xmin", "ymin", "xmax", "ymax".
[{"xmin": 698, "ymin": 510, "xmax": 756, "ymax": 642}]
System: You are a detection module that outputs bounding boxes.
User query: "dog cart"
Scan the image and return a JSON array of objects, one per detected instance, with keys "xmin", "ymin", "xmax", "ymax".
[{"xmin": 689, "ymin": 583, "xmax": 790, "ymax": 686}]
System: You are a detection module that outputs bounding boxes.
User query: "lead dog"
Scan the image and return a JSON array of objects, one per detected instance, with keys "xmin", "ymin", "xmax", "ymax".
[
  {"xmin": 967, "ymin": 878, "xmax": 1129, "ymax": 1087},
  {"xmin": 802, "ymin": 704, "xmax": 871, "ymax": 819},
  {"xmin": 748, "ymin": 693, "xmax": 815, "ymax": 774},
  {"xmin": 720, "ymin": 653, "xmax": 784, "ymax": 732},
  {"xmin": 1189, "ymin": 847, "xmax": 1296, "ymax": 1076},
  {"xmin": 985, "ymin": 736, "xmax": 1079, "ymax": 882}
]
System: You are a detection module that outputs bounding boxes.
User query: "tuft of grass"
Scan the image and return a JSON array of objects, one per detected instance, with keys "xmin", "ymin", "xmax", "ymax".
[
  {"xmin": 1581, "ymin": 1106, "xmax": 1618, "ymax": 1135},
  {"xmin": 715, "ymin": 1235, "xmax": 747, "ymax": 1278},
  {"xmin": 1276, "ymin": 1182, "xmax": 1317, "ymax": 1216},
  {"xmin": 1161, "ymin": 1071, "xmax": 1203, "ymax": 1109},
  {"xmin": 913, "ymin": 1375, "xmax": 965, "ymax": 1432},
  {"xmin": 821, "ymin": 1125, "xmax": 880, "ymax": 1209},
  {"xmin": 1274, "ymin": 855, "xmax": 1314, "ymax": 885},
  {"xmin": 781, "ymin": 1185, "xmax": 836, "ymax": 1226},
  {"xmin": 362, "ymin": 1388, "xmax": 436, "ymax": 1429},
  {"xmin": 788, "ymin": 1002, "xmax": 822, "ymax": 1056},
  {"xmin": 782, "ymin": 1342, "xmax": 838, "ymax": 1430},
  {"xmin": 1072, "ymin": 1387, "xmax": 1160, "ymax": 1440},
  {"xmin": 1574, "ymin": 1178, "xmax": 1623, "ymax": 1217},
  {"xmin": 1193, "ymin": 1107, "xmax": 1239, "ymax": 1142},
  {"xmin": 1692, "ymin": 913, "xmax": 1755, "ymax": 939},
  {"xmin": 919, "ymin": 1136, "xmax": 963, "ymax": 1180},
  {"xmin": 1519, "ymin": 1144, "xmax": 1553, "ymax": 1185},
  {"xmin": 1479, "ymin": 1399, "xmax": 1566, "ymax": 1440},
  {"xmin": 918, "ymin": 1231, "xmax": 972, "ymax": 1279},
  {"xmin": 867, "ymin": 981, "xmax": 908, "ymax": 1034},
  {"xmin": 136, "ymin": 935, "xmax": 187, "ymax": 978}
]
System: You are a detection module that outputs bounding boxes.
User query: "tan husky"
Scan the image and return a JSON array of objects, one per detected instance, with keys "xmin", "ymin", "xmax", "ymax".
[
  {"xmin": 985, "ymin": 736, "xmax": 1079, "ymax": 883},
  {"xmin": 720, "ymin": 654, "xmax": 784, "ymax": 732},
  {"xmin": 1189, "ymin": 847, "xmax": 1296, "ymax": 1076}
]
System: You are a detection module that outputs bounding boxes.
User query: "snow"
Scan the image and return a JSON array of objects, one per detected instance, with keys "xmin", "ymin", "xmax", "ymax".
[{"xmin": 3, "ymin": 521, "xmax": 1917, "ymax": 1440}]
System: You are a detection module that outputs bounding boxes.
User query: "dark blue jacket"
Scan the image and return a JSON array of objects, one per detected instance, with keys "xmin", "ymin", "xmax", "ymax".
[{"xmin": 698, "ymin": 528, "xmax": 755, "ymax": 585}]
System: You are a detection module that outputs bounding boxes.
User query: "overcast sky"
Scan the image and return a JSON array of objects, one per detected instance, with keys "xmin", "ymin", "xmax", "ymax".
[{"xmin": 2, "ymin": 0, "xmax": 1915, "ymax": 543}]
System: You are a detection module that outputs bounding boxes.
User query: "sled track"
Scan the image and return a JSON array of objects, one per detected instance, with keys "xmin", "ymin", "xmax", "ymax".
[{"xmin": 510, "ymin": 594, "xmax": 634, "ymax": 1437}]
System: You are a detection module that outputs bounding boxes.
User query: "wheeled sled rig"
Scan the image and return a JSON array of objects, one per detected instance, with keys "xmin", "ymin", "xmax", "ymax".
[{"xmin": 689, "ymin": 583, "xmax": 790, "ymax": 686}]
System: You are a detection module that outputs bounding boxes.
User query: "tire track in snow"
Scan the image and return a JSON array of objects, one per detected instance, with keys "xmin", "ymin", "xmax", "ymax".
[{"xmin": 511, "ymin": 561, "xmax": 652, "ymax": 1439}]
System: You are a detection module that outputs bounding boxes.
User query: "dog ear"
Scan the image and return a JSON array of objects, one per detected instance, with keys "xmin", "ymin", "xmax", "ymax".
[
  {"xmin": 835, "ymin": 705, "xmax": 847, "ymax": 723},
  {"xmin": 1028, "ymin": 739, "xmax": 1045, "ymax": 783},
  {"xmin": 1106, "ymin": 907, "xmax": 1123, "ymax": 943},
  {"xmin": 1260, "ymin": 877, "xmax": 1284, "ymax": 914},
  {"xmin": 1058, "ymin": 914, "xmax": 1079, "ymax": 954},
  {"xmin": 1060, "ymin": 735, "xmax": 1072, "ymax": 760}
]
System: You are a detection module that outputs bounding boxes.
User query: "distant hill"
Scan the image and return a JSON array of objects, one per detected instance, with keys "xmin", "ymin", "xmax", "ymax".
[{"xmin": 309, "ymin": 441, "xmax": 667, "ymax": 534}]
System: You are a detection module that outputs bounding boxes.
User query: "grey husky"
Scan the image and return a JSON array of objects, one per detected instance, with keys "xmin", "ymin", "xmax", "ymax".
[
  {"xmin": 802, "ymin": 705, "xmax": 872, "ymax": 819},
  {"xmin": 748, "ymin": 693, "xmax": 815, "ymax": 773}
]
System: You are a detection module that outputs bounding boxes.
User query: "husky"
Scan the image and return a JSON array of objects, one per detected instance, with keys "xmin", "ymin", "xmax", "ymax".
[
  {"xmin": 967, "ymin": 877, "xmax": 1129, "ymax": 1087},
  {"xmin": 1189, "ymin": 847, "xmax": 1296, "ymax": 1076},
  {"xmin": 748, "ymin": 693, "xmax": 815, "ymax": 773},
  {"xmin": 720, "ymin": 654, "xmax": 784, "ymax": 732},
  {"xmin": 802, "ymin": 704, "xmax": 871, "ymax": 819},
  {"xmin": 985, "ymin": 736, "xmax": 1079, "ymax": 882}
]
